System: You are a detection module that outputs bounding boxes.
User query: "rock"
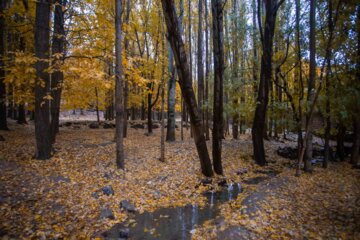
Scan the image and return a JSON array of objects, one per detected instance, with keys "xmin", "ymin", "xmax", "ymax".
[
  {"xmin": 218, "ymin": 178, "xmax": 227, "ymax": 186},
  {"xmin": 103, "ymin": 122, "xmax": 113, "ymax": 129},
  {"xmin": 99, "ymin": 208, "xmax": 114, "ymax": 220},
  {"xmin": 104, "ymin": 172, "xmax": 112, "ymax": 179},
  {"xmin": 64, "ymin": 122, "xmax": 72, "ymax": 127},
  {"xmin": 89, "ymin": 122, "xmax": 100, "ymax": 129},
  {"xmin": 119, "ymin": 228, "xmax": 130, "ymax": 238},
  {"xmin": 91, "ymin": 192, "xmax": 99, "ymax": 199},
  {"xmin": 102, "ymin": 186, "xmax": 114, "ymax": 196},
  {"xmin": 120, "ymin": 200, "xmax": 136, "ymax": 213},
  {"xmin": 200, "ymin": 178, "xmax": 212, "ymax": 185},
  {"xmin": 130, "ymin": 123, "xmax": 145, "ymax": 129},
  {"xmin": 0, "ymin": 135, "xmax": 5, "ymax": 141},
  {"xmin": 276, "ymin": 146, "xmax": 298, "ymax": 160},
  {"xmin": 152, "ymin": 123, "xmax": 160, "ymax": 129},
  {"xmin": 50, "ymin": 175, "xmax": 70, "ymax": 183},
  {"xmin": 236, "ymin": 168, "xmax": 248, "ymax": 175},
  {"xmin": 72, "ymin": 125, "xmax": 81, "ymax": 129}
]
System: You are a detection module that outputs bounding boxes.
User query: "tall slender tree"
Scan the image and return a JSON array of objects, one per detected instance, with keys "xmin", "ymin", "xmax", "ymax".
[
  {"xmin": 123, "ymin": 0, "xmax": 131, "ymax": 138},
  {"xmin": 161, "ymin": 0, "xmax": 214, "ymax": 177},
  {"xmin": 115, "ymin": 0, "xmax": 125, "ymax": 169},
  {"xmin": 204, "ymin": 0, "xmax": 210, "ymax": 140},
  {"xmin": 212, "ymin": 0, "xmax": 224, "ymax": 175},
  {"xmin": 51, "ymin": 0, "xmax": 67, "ymax": 143},
  {"xmin": 304, "ymin": 0, "xmax": 316, "ymax": 172},
  {"xmin": 0, "ymin": 1, "xmax": 9, "ymax": 130},
  {"xmin": 34, "ymin": 0, "xmax": 52, "ymax": 159},
  {"xmin": 252, "ymin": 0, "xmax": 284, "ymax": 165},
  {"xmin": 166, "ymin": 43, "xmax": 176, "ymax": 141},
  {"xmin": 197, "ymin": 0, "xmax": 204, "ymax": 131}
]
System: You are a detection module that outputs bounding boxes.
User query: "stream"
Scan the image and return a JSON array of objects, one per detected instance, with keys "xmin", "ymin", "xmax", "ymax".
[{"xmin": 102, "ymin": 183, "xmax": 242, "ymax": 239}]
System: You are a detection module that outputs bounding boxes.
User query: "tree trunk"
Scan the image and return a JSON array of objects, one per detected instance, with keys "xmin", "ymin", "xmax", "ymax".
[
  {"xmin": 351, "ymin": 5, "xmax": 360, "ymax": 166},
  {"xmin": 232, "ymin": 0, "xmax": 239, "ymax": 140},
  {"xmin": 304, "ymin": 0, "xmax": 316, "ymax": 172},
  {"xmin": 212, "ymin": 0, "xmax": 224, "ymax": 175},
  {"xmin": 336, "ymin": 123, "xmax": 346, "ymax": 161},
  {"xmin": 50, "ymin": 0, "xmax": 66, "ymax": 143},
  {"xmin": 205, "ymin": 0, "xmax": 210, "ymax": 141},
  {"xmin": 17, "ymin": 104, "xmax": 27, "ymax": 124},
  {"xmin": 323, "ymin": 0, "xmax": 334, "ymax": 168},
  {"xmin": 160, "ymin": 33, "xmax": 166, "ymax": 162},
  {"xmin": 252, "ymin": 0, "xmax": 258, "ymax": 98},
  {"xmin": 252, "ymin": 0, "xmax": 280, "ymax": 166},
  {"xmin": 166, "ymin": 42, "xmax": 176, "ymax": 141},
  {"xmin": 34, "ymin": 0, "xmax": 52, "ymax": 160},
  {"xmin": 123, "ymin": 0, "xmax": 131, "ymax": 138},
  {"xmin": 0, "ymin": 1, "xmax": 8, "ymax": 130},
  {"xmin": 197, "ymin": 0, "xmax": 204, "ymax": 132},
  {"xmin": 161, "ymin": 0, "xmax": 214, "ymax": 177},
  {"xmin": 95, "ymin": 87, "xmax": 100, "ymax": 123},
  {"xmin": 147, "ymin": 91, "xmax": 153, "ymax": 134},
  {"xmin": 115, "ymin": 0, "xmax": 125, "ymax": 169}
]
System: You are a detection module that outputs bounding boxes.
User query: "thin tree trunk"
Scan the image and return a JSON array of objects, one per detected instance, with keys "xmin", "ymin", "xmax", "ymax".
[
  {"xmin": 17, "ymin": 104, "xmax": 27, "ymax": 124},
  {"xmin": 304, "ymin": 0, "xmax": 316, "ymax": 172},
  {"xmin": 205, "ymin": 0, "xmax": 210, "ymax": 141},
  {"xmin": 161, "ymin": 0, "xmax": 214, "ymax": 177},
  {"xmin": 252, "ymin": 0, "xmax": 258, "ymax": 98},
  {"xmin": 160, "ymin": 33, "xmax": 166, "ymax": 162},
  {"xmin": 232, "ymin": 0, "xmax": 239, "ymax": 140},
  {"xmin": 95, "ymin": 87, "xmax": 100, "ymax": 123},
  {"xmin": 115, "ymin": 0, "xmax": 125, "ymax": 169},
  {"xmin": 212, "ymin": 0, "xmax": 224, "ymax": 175},
  {"xmin": 123, "ymin": 0, "xmax": 131, "ymax": 138},
  {"xmin": 0, "ymin": 1, "xmax": 8, "ymax": 130},
  {"xmin": 166, "ymin": 42, "xmax": 176, "ymax": 141},
  {"xmin": 197, "ymin": 0, "xmax": 204, "ymax": 132},
  {"xmin": 34, "ymin": 0, "xmax": 52, "ymax": 160},
  {"xmin": 50, "ymin": 0, "xmax": 66, "ymax": 143}
]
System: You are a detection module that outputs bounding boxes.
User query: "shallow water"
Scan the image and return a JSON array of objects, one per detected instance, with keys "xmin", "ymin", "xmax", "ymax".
[{"xmin": 102, "ymin": 183, "xmax": 242, "ymax": 240}]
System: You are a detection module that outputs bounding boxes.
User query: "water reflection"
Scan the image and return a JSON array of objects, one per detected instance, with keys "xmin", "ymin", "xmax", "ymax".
[{"xmin": 102, "ymin": 183, "xmax": 242, "ymax": 240}]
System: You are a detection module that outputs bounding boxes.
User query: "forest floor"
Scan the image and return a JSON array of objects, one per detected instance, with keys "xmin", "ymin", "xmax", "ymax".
[{"xmin": 0, "ymin": 120, "xmax": 359, "ymax": 239}]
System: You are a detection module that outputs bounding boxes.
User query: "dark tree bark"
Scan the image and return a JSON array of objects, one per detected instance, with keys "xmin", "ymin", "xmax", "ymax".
[
  {"xmin": 50, "ymin": 0, "xmax": 66, "ymax": 143},
  {"xmin": 17, "ymin": 104, "xmax": 27, "ymax": 124},
  {"xmin": 323, "ymin": 0, "xmax": 334, "ymax": 168},
  {"xmin": 161, "ymin": 0, "xmax": 214, "ymax": 177},
  {"xmin": 115, "ymin": 0, "xmax": 125, "ymax": 169},
  {"xmin": 34, "ymin": 0, "xmax": 52, "ymax": 160},
  {"xmin": 166, "ymin": 43, "xmax": 176, "ymax": 141},
  {"xmin": 304, "ymin": 0, "xmax": 316, "ymax": 172},
  {"xmin": 252, "ymin": 0, "xmax": 258, "ymax": 98},
  {"xmin": 205, "ymin": 0, "xmax": 210, "ymax": 140},
  {"xmin": 0, "ymin": 1, "xmax": 9, "ymax": 130},
  {"xmin": 123, "ymin": 0, "xmax": 131, "ymax": 138},
  {"xmin": 351, "ymin": 5, "xmax": 360, "ymax": 166},
  {"xmin": 336, "ymin": 123, "xmax": 346, "ymax": 161},
  {"xmin": 232, "ymin": 0, "xmax": 239, "ymax": 140},
  {"xmin": 252, "ymin": 0, "xmax": 283, "ymax": 166},
  {"xmin": 212, "ymin": 0, "xmax": 224, "ymax": 175},
  {"xmin": 197, "ymin": 0, "xmax": 204, "ymax": 131}
]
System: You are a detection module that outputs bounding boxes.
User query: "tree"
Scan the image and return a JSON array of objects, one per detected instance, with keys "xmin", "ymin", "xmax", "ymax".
[
  {"xmin": 252, "ymin": 0, "xmax": 284, "ymax": 166},
  {"xmin": 204, "ymin": 0, "xmax": 210, "ymax": 140},
  {"xmin": 0, "ymin": 0, "xmax": 9, "ymax": 130},
  {"xmin": 51, "ymin": 0, "xmax": 66, "ymax": 143},
  {"xmin": 123, "ymin": 0, "xmax": 131, "ymax": 138},
  {"xmin": 166, "ymin": 44, "xmax": 176, "ymax": 141},
  {"xmin": 161, "ymin": 0, "xmax": 214, "ymax": 177},
  {"xmin": 212, "ymin": 0, "xmax": 224, "ymax": 175},
  {"xmin": 197, "ymin": 0, "xmax": 204, "ymax": 131},
  {"xmin": 34, "ymin": 0, "xmax": 52, "ymax": 159},
  {"xmin": 115, "ymin": 0, "xmax": 125, "ymax": 169},
  {"xmin": 304, "ymin": 0, "xmax": 316, "ymax": 172}
]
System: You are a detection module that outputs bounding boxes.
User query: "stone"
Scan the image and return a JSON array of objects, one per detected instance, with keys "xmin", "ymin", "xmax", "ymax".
[
  {"xmin": 91, "ymin": 192, "xmax": 99, "ymax": 199},
  {"xmin": 118, "ymin": 228, "xmax": 129, "ymax": 238},
  {"xmin": 104, "ymin": 172, "xmax": 112, "ymax": 179},
  {"xmin": 99, "ymin": 208, "xmax": 114, "ymax": 220},
  {"xmin": 130, "ymin": 123, "xmax": 145, "ymax": 129},
  {"xmin": 200, "ymin": 178, "xmax": 212, "ymax": 185},
  {"xmin": 103, "ymin": 123, "xmax": 113, "ymax": 129},
  {"xmin": 218, "ymin": 178, "xmax": 227, "ymax": 186},
  {"xmin": 64, "ymin": 122, "xmax": 72, "ymax": 126},
  {"xmin": 236, "ymin": 168, "xmax": 248, "ymax": 175},
  {"xmin": 102, "ymin": 186, "xmax": 114, "ymax": 196},
  {"xmin": 276, "ymin": 146, "xmax": 298, "ymax": 160},
  {"xmin": 120, "ymin": 200, "xmax": 136, "ymax": 213},
  {"xmin": 0, "ymin": 135, "xmax": 4, "ymax": 141},
  {"xmin": 89, "ymin": 122, "xmax": 100, "ymax": 129}
]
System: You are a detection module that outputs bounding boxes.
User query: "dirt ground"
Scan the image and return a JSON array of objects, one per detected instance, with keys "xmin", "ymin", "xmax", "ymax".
[{"xmin": 0, "ymin": 120, "xmax": 359, "ymax": 239}]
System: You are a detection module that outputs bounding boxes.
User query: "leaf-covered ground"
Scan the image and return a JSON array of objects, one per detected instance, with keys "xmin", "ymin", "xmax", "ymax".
[{"xmin": 0, "ymin": 120, "xmax": 359, "ymax": 239}]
